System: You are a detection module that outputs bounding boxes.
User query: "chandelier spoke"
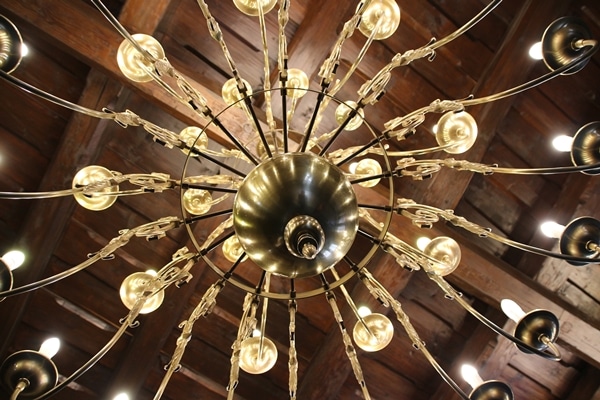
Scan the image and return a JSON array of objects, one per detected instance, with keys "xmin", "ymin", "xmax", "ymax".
[{"xmin": 154, "ymin": 279, "xmax": 226, "ymax": 400}]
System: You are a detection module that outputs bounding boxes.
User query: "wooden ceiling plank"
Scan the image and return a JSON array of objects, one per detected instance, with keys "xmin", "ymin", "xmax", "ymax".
[{"xmin": 0, "ymin": 69, "xmax": 122, "ymax": 358}]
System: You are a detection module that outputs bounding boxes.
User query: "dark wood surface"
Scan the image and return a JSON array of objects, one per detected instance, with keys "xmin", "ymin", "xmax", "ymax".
[{"xmin": 0, "ymin": 0, "xmax": 599, "ymax": 399}]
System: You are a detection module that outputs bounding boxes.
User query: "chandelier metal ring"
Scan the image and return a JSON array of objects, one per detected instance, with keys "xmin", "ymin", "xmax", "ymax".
[{"xmin": 180, "ymin": 87, "xmax": 395, "ymax": 299}]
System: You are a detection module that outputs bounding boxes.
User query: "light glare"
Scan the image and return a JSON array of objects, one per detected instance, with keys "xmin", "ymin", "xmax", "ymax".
[{"xmin": 528, "ymin": 41, "xmax": 543, "ymax": 60}]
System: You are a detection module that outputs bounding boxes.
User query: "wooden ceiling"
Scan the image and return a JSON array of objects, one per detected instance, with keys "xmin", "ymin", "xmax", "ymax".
[{"xmin": 1, "ymin": 0, "xmax": 599, "ymax": 399}]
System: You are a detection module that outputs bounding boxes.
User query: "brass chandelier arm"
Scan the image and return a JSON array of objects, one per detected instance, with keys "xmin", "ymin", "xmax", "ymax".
[
  {"xmin": 395, "ymin": 158, "xmax": 600, "ymax": 179},
  {"xmin": 426, "ymin": 272, "xmax": 561, "ymax": 361},
  {"xmin": 0, "ymin": 189, "xmax": 82, "ymax": 200},
  {"xmin": 325, "ymin": 290, "xmax": 372, "ymax": 400},
  {"xmin": 358, "ymin": 268, "xmax": 471, "ymax": 400},
  {"xmin": 461, "ymin": 40, "xmax": 598, "ymax": 107},
  {"xmin": 0, "ymin": 217, "xmax": 183, "ymax": 299},
  {"xmin": 194, "ymin": 0, "xmax": 273, "ymax": 160},
  {"xmin": 38, "ymin": 253, "xmax": 193, "ymax": 400},
  {"xmin": 153, "ymin": 279, "xmax": 226, "ymax": 400},
  {"xmin": 396, "ymin": 200, "xmax": 600, "ymax": 265},
  {"xmin": 35, "ymin": 315, "xmax": 132, "ymax": 400},
  {"xmin": 0, "ymin": 69, "xmax": 115, "ymax": 119},
  {"xmin": 0, "ymin": 252, "xmax": 105, "ymax": 299},
  {"xmin": 93, "ymin": 0, "xmax": 262, "ymax": 165}
]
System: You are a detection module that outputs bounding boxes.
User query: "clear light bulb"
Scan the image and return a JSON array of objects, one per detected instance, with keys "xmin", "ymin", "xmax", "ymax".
[
  {"xmin": 552, "ymin": 135, "xmax": 573, "ymax": 152},
  {"xmin": 38, "ymin": 337, "xmax": 60, "ymax": 359},
  {"xmin": 2, "ymin": 250, "xmax": 25, "ymax": 271},
  {"xmin": 461, "ymin": 364, "xmax": 484, "ymax": 390},
  {"xmin": 528, "ymin": 41, "xmax": 543, "ymax": 60},
  {"xmin": 416, "ymin": 237, "xmax": 432, "ymax": 252},
  {"xmin": 113, "ymin": 393, "xmax": 130, "ymax": 400},
  {"xmin": 357, "ymin": 306, "xmax": 372, "ymax": 318},
  {"xmin": 501, "ymin": 299, "xmax": 526, "ymax": 323},
  {"xmin": 540, "ymin": 221, "xmax": 565, "ymax": 239}
]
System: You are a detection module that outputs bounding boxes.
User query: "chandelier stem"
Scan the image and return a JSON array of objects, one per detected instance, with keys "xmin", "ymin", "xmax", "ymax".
[
  {"xmin": 335, "ymin": 137, "xmax": 381, "ymax": 167},
  {"xmin": 280, "ymin": 75, "xmax": 289, "ymax": 153},
  {"xmin": 319, "ymin": 106, "xmax": 362, "ymax": 156},
  {"xmin": 300, "ymin": 90, "xmax": 326, "ymax": 152},
  {"xmin": 185, "ymin": 208, "xmax": 232, "ymax": 224},
  {"xmin": 180, "ymin": 183, "xmax": 237, "ymax": 193},
  {"xmin": 9, "ymin": 379, "xmax": 28, "ymax": 400},
  {"xmin": 258, "ymin": 274, "xmax": 271, "ymax": 361},
  {"xmin": 209, "ymin": 115, "xmax": 261, "ymax": 166},
  {"xmin": 188, "ymin": 147, "xmax": 247, "ymax": 177},
  {"xmin": 243, "ymin": 96, "xmax": 273, "ymax": 158}
]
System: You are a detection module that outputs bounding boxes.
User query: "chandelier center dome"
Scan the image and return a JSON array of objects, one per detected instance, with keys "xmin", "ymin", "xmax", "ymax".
[{"xmin": 233, "ymin": 153, "xmax": 358, "ymax": 278}]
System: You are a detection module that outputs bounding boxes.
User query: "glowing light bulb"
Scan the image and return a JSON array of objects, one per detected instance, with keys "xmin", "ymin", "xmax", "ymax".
[
  {"xmin": 501, "ymin": 299, "xmax": 526, "ymax": 323},
  {"xmin": 461, "ymin": 364, "xmax": 484, "ymax": 390},
  {"xmin": 357, "ymin": 306, "xmax": 372, "ymax": 318},
  {"xmin": 528, "ymin": 41, "xmax": 543, "ymax": 60},
  {"xmin": 38, "ymin": 337, "xmax": 60, "ymax": 359},
  {"xmin": 113, "ymin": 393, "xmax": 130, "ymax": 400},
  {"xmin": 416, "ymin": 237, "xmax": 431, "ymax": 252},
  {"xmin": 552, "ymin": 135, "xmax": 573, "ymax": 152},
  {"xmin": 540, "ymin": 221, "xmax": 565, "ymax": 239},
  {"xmin": 2, "ymin": 250, "xmax": 25, "ymax": 271}
]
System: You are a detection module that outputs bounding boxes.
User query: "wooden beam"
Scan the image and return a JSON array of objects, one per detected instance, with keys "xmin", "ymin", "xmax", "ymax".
[{"xmin": 119, "ymin": 0, "xmax": 174, "ymax": 34}]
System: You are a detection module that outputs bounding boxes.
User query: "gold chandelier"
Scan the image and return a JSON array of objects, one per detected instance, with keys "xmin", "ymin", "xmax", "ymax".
[{"xmin": 0, "ymin": 0, "xmax": 599, "ymax": 399}]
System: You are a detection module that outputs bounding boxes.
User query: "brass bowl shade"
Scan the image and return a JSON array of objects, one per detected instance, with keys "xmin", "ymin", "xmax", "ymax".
[
  {"xmin": 233, "ymin": 0, "xmax": 277, "ymax": 16},
  {"xmin": 422, "ymin": 236, "xmax": 461, "ymax": 276},
  {"xmin": 117, "ymin": 34, "xmax": 165, "ymax": 82},
  {"xmin": 571, "ymin": 121, "xmax": 600, "ymax": 175},
  {"xmin": 233, "ymin": 153, "xmax": 358, "ymax": 278},
  {"xmin": 0, "ymin": 14, "xmax": 24, "ymax": 74},
  {"xmin": 435, "ymin": 111, "xmax": 478, "ymax": 154},
  {"xmin": 559, "ymin": 217, "xmax": 600, "ymax": 266},
  {"xmin": 469, "ymin": 381, "xmax": 514, "ymax": 400},
  {"xmin": 513, "ymin": 310, "xmax": 559, "ymax": 354},
  {"xmin": 72, "ymin": 166, "xmax": 118, "ymax": 211},
  {"xmin": 359, "ymin": 0, "xmax": 401, "ymax": 40},
  {"xmin": 542, "ymin": 16, "xmax": 592, "ymax": 75},
  {"xmin": 0, "ymin": 350, "xmax": 58, "ymax": 398}
]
